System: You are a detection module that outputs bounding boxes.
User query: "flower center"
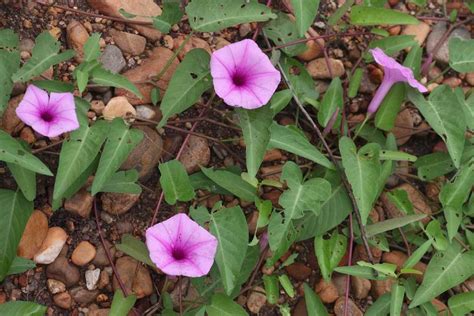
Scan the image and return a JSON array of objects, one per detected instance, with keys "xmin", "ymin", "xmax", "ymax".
[
  {"xmin": 231, "ymin": 72, "xmax": 247, "ymax": 87},
  {"xmin": 40, "ymin": 111, "xmax": 54, "ymax": 123},
  {"xmin": 171, "ymin": 247, "xmax": 187, "ymax": 261}
]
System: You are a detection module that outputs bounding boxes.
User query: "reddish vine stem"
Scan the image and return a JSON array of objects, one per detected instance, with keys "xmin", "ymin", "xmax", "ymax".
[
  {"xmin": 343, "ymin": 213, "xmax": 354, "ymax": 316},
  {"xmin": 263, "ymin": 36, "xmax": 375, "ymax": 264},
  {"xmin": 94, "ymin": 200, "xmax": 139, "ymax": 316}
]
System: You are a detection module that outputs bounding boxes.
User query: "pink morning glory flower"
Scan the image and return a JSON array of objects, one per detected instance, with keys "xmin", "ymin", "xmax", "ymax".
[
  {"xmin": 146, "ymin": 213, "xmax": 218, "ymax": 277},
  {"xmin": 368, "ymin": 48, "xmax": 427, "ymax": 114},
  {"xmin": 16, "ymin": 85, "xmax": 79, "ymax": 137},
  {"xmin": 210, "ymin": 39, "xmax": 281, "ymax": 109}
]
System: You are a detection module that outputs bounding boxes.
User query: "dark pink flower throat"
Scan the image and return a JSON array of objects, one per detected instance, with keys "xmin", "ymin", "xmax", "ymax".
[
  {"xmin": 171, "ymin": 247, "xmax": 187, "ymax": 261},
  {"xmin": 40, "ymin": 111, "xmax": 54, "ymax": 123},
  {"xmin": 231, "ymin": 71, "xmax": 247, "ymax": 87}
]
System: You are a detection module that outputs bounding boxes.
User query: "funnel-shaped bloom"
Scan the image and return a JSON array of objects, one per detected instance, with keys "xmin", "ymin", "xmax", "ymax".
[
  {"xmin": 368, "ymin": 48, "xmax": 427, "ymax": 114},
  {"xmin": 211, "ymin": 39, "xmax": 281, "ymax": 109},
  {"xmin": 16, "ymin": 85, "xmax": 79, "ymax": 137},
  {"xmin": 146, "ymin": 213, "xmax": 218, "ymax": 277}
]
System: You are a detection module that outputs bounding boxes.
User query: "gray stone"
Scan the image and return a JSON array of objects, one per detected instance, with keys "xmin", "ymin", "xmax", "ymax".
[
  {"xmin": 99, "ymin": 45, "xmax": 126, "ymax": 74},
  {"xmin": 426, "ymin": 22, "xmax": 471, "ymax": 64}
]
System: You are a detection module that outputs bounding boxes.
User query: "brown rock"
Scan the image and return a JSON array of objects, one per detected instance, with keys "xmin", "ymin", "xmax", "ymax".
[
  {"xmin": 307, "ymin": 58, "xmax": 345, "ymax": 79},
  {"xmin": 71, "ymin": 241, "xmax": 96, "ymax": 266},
  {"xmin": 115, "ymin": 47, "xmax": 179, "ymax": 105},
  {"xmin": 121, "ymin": 126, "xmax": 163, "ymax": 178},
  {"xmin": 173, "ymin": 36, "xmax": 212, "ymax": 60},
  {"xmin": 351, "ymin": 276, "xmax": 371, "ymax": 299},
  {"xmin": 432, "ymin": 298, "xmax": 448, "ymax": 312},
  {"xmin": 17, "ymin": 210, "xmax": 48, "ymax": 260},
  {"xmin": 103, "ymin": 96, "xmax": 136, "ymax": 121},
  {"xmin": 263, "ymin": 149, "xmax": 283, "ymax": 162},
  {"xmin": 98, "ymin": 270, "xmax": 110, "ymax": 289},
  {"xmin": 87, "ymin": 0, "xmax": 162, "ymax": 40},
  {"xmin": 371, "ymin": 278, "xmax": 396, "ymax": 298},
  {"xmin": 67, "ymin": 20, "xmax": 89, "ymax": 62},
  {"xmin": 443, "ymin": 77, "xmax": 462, "ymax": 89},
  {"xmin": 93, "ymin": 240, "xmax": 116, "ymax": 266},
  {"xmin": 101, "ymin": 192, "xmax": 140, "ymax": 215},
  {"xmin": 19, "ymin": 127, "xmax": 35, "ymax": 144},
  {"xmin": 70, "ymin": 286, "xmax": 99, "ymax": 305},
  {"xmin": 64, "ymin": 187, "xmax": 93, "ymax": 218},
  {"xmin": 88, "ymin": 309, "xmax": 111, "ymax": 316},
  {"xmin": 110, "ymin": 29, "xmax": 146, "ymax": 56},
  {"xmin": 113, "ymin": 256, "xmax": 153, "ymax": 298},
  {"xmin": 382, "ymin": 183, "xmax": 432, "ymax": 224},
  {"xmin": 178, "ymin": 135, "xmax": 211, "ymax": 174},
  {"xmin": 293, "ymin": 298, "xmax": 307, "ymax": 316},
  {"xmin": 315, "ymin": 279, "xmax": 339, "ymax": 304},
  {"xmin": 353, "ymin": 244, "xmax": 382, "ymax": 263},
  {"xmin": 333, "ymin": 297, "xmax": 363, "ymax": 316},
  {"xmin": 466, "ymin": 72, "xmax": 474, "ymax": 86},
  {"xmin": 247, "ymin": 286, "xmax": 267, "ymax": 314},
  {"xmin": 1, "ymin": 94, "xmax": 23, "ymax": 134},
  {"xmin": 298, "ymin": 39, "xmax": 324, "ymax": 61},
  {"xmin": 285, "ymin": 262, "xmax": 312, "ymax": 281},
  {"xmin": 91, "ymin": 100, "xmax": 105, "ymax": 115},
  {"xmin": 47, "ymin": 279, "xmax": 66, "ymax": 294},
  {"xmin": 428, "ymin": 66, "xmax": 444, "ymax": 84},
  {"xmin": 392, "ymin": 107, "xmax": 414, "ymax": 145},
  {"xmin": 34, "ymin": 227, "xmax": 68, "ymax": 264},
  {"xmin": 402, "ymin": 22, "xmax": 431, "ymax": 47},
  {"xmin": 46, "ymin": 257, "xmax": 80, "ymax": 287},
  {"xmin": 136, "ymin": 105, "xmax": 162, "ymax": 122},
  {"xmin": 53, "ymin": 292, "xmax": 72, "ymax": 310}
]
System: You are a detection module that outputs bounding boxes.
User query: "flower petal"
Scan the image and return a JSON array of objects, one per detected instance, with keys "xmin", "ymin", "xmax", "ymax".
[{"xmin": 16, "ymin": 85, "xmax": 48, "ymax": 126}]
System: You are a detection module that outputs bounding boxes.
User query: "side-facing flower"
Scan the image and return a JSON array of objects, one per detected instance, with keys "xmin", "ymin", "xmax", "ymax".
[
  {"xmin": 146, "ymin": 213, "xmax": 218, "ymax": 277},
  {"xmin": 210, "ymin": 39, "xmax": 281, "ymax": 109},
  {"xmin": 368, "ymin": 48, "xmax": 427, "ymax": 114},
  {"xmin": 16, "ymin": 85, "xmax": 79, "ymax": 137}
]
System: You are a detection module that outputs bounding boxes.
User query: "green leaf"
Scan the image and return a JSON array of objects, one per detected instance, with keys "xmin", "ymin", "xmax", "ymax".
[
  {"xmin": 279, "ymin": 274, "xmax": 295, "ymax": 297},
  {"xmin": 186, "ymin": 0, "xmax": 276, "ymax": 32},
  {"xmin": 91, "ymin": 66, "xmax": 142, "ymax": 98},
  {"xmin": 291, "ymin": 0, "xmax": 320, "ymax": 37},
  {"xmin": 158, "ymin": 49, "xmax": 212, "ymax": 128},
  {"xmin": 366, "ymin": 214, "xmax": 426, "ymax": 237},
  {"xmin": 390, "ymin": 283, "xmax": 405, "ymax": 316},
  {"xmin": 7, "ymin": 257, "xmax": 35, "ymax": 276},
  {"xmin": 152, "ymin": 2, "xmax": 183, "ymax": 33},
  {"xmin": 76, "ymin": 69, "xmax": 89, "ymax": 94},
  {"xmin": 379, "ymin": 149, "xmax": 417, "ymax": 162},
  {"xmin": 0, "ymin": 48, "xmax": 20, "ymax": 114},
  {"xmin": 386, "ymin": 189, "xmax": 414, "ymax": 215},
  {"xmin": 328, "ymin": 0, "xmax": 354, "ymax": 25},
  {"xmin": 209, "ymin": 206, "xmax": 248, "ymax": 295},
  {"xmin": 0, "ymin": 190, "xmax": 33, "ymax": 281},
  {"xmin": 0, "ymin": 130, "xmax": 52, "ymax": 176},
  {"xmin": 403, "ymin": 239, "xmax": 432, "ymax": 269},
  {"xmin": 348, "ymin": 68, "xmax": 363, "ymax": 98},
  {"xmin": 115, "ymin": 234, "xmax": 155, "ymax": 267},
  {"xmin": 7, "ymin": 162, "xmax": 36, "ymax": 201},
  {"xmin": 374, "ymin": 84, "xmax": 406, "ymax": 131},
  {"xmin": 206, "ymin": 293, "xmax": 248, "ymax": 316},
  {"xmin": 410, "ymin": 244, "xmax": 474, "ymax": 308},
  {"xmin": 53, "ymin": 120, "xmax": 109, "ymax": 201},
  {"xmin": 303, "ymin": 283, "xmax": 328, "ymax": 315},
  {"xmin": 440, "ymin": 160, "xmax": 474, "ymax": 240},
  {"xmin": 350, "ymin": 5, "xmax": 419, "ymax": 25},
  {"xmin": 12, "ymin": 32, "xmax": 75, "ymax": 82},
  {"xmin": 279, "ymin": 161, "xmax": 331, "ymax": 220},
  {"xmin": 318, "ymin": 77, "xmax": 343, "ymax": 128},
  {"xmin": 448, "ymin": 292, "xmax": 474, "ymax": 316},
  {"xmin": 201, "ymin": 168, "xmax": 257, "ymax": 202},
  {"xmin": 30, "ymin": 79, "xmax": 75, "ymax": 93},
  {"xmin": 403, "ymin": 43, "xmax": 422, "ymax": 77},
  {"xmin": 368, "ymin": 35, "xmax": 417, "ymax": 57},
  {"xmin": 408, "ymin": 85, "xmax": 466, "ymax": 168},
  {"xmin": 91, "ymin": 120, "xmax": 143, "ymax": 195},
  {"xmin": 425, "ymin": 220, "xmax": 448, "ymax": 251},
  {"xmin": 99, "ymin": 170, "xmax": 142, "ymax": 194},
  {"xmin": 83, "ymin": 33, "xmax": 101, "ymax": 62},
  {"xmin": 236, "ymin": 107, "xmax": 273, "ymax": 180},
  {"xmin": 449, "ymin": 37, "xmax": 474, "ymax": 73},
  {"xmin": 315, "ymin": 233, "xmax": 347, "ymax": 280},
  {"xmin": 414, "ymin": 146, "xmax": 474, "ymax": 180},
  {"xmin": 270, "ymin": 89, "xmax": 293, "ymax": 115},
  {"xmin": 0, "ymin": 301, "xmax": 47, "ymax": 315},
  {"xmin": 296, "ymin": 172, "xmax": 352, "ymax": 240},
  {"xmin": 269, "ymin": 123, "xmax": 333, "ymax": 169},
  {"xmin": 159, "ymin": 160, "xmax": 195, "ymax": 204},
  {"xmin": 0, "ymin": 29, "xmax": 19, "ymax": 49},
  {"xmin": 263, "ymin": 275, "xmax": 279, "ymax": 305},
  {"xmin": 334, "ymin": 265, "xmax": 386, "ymax": 280},
  {"xmin": 110, "ymin": 289, "xmax": 137, "ymax": 316},
  {"xmin": 339, "ymin": 137, "xmax": 382, "ymax": 225},
  {"xmin": 456, "ymin": 88, "xmax": 474, "ymax": 130},
  {"xmin": 366, "ymin": 293, "xmax": 391, "ymax": 316},
  {"xmin": 264, "ymin": 13, "xmax": 306, "ymax": 56},
  {"xmin": 280, "ymin": 56, "xmax": 318, "ymax": 103}
]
